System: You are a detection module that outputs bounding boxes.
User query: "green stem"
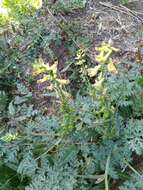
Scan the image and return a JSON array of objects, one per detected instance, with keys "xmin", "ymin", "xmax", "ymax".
[
  {"xmin": 105, "ymin": 154, "xmax": 111, "ymax": 190},
  {"xmin": 77, "ymin": 174, "xmax": 105, "ymax": 181},
  {"xmin": 35, "ymin": 138, "xmax": 62, "ymax": 161}
]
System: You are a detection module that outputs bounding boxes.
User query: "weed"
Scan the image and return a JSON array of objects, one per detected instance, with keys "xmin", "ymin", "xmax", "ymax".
[{"xmin": 1, "ymin": 1, "xmax": 143, "ymax": 190}]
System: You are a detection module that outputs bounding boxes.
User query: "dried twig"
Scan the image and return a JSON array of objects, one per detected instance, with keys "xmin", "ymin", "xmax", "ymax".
[
  {"xmin": 120, "ymin": 4, "xmax": 143, "ymax": 22},
  {"xmin": 99, "ymin": 2, "xmax": 143, "ymax": 23}
]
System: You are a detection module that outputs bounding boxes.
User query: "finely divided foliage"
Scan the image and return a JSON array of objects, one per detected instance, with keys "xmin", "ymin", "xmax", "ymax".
[{"xmin": 0, "ymin": 0, "xmax": 143, "ymax": 190}]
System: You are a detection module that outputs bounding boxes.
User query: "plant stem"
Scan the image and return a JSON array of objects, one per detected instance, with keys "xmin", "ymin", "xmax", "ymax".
[
  {"xmin": 105, "ymin": 154, "xmax": 111, "ymax": 190},
  {"xmin": 35, "ymin": 138, "xmax": 62, "ymax": 161},
  {"xmin": 124, "ymin": 160, "xmax": 141, "ymax": 176},
  {"xmin": 77, "ymin": 174, "xmax": 105, "ymax": 181}
]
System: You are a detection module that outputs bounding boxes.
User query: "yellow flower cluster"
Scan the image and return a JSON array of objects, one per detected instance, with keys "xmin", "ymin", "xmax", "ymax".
[
  {"xmin": 75, "ymin": 48, "xmax": 86, "ymax": 66},
  {"xmin": 87, "ymin": 41, "xmax": 119, "ymax": 79},
  {"xmin": 87, "ymin": 41, "xmax": 119, "ymax": 91},
  {"xmin": 96, "ymin": 41, "xmax": 119, "ymax": 74},
  {"xmin": 32, "ymin": 58, "xmax": 57, "ymax": 77},
  {"xmin": 96, "ymin": 41, "xmax": 119, "ymax": 64},
  {"xmin": 33, "ymin": 59, "xmax": 69, "ymax": 85}
]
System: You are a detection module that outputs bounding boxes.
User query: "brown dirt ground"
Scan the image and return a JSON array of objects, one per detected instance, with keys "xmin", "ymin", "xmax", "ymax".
[{"xmin": 65, "ymin": 0, "xmax": 143, "ymax": 53}]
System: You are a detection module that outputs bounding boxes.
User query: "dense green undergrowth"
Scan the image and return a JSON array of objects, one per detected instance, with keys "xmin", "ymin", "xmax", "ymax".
[{"xmin": 1, "ymin": 0, "xmax": 143, "ymax": 190}]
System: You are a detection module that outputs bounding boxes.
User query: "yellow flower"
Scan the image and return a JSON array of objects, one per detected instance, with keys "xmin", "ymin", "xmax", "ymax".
[
  {"xmin": 48, "ymin": 61, "xmax": 58, "ymax": 73},
  {"xmin": 32, "ymin": 66, "xmax": 45, "ymax": 76},
  {"xmin": 75, "ymin": 59, "xmax": 86, "ymax": 65},
  {"xmin": 1, "ymin": 132, "xmax": 18, "ymax": 142},
  {"xmin": 31, "ymin": 0, "xmax": 43, "ymax": 9},
  {"xmin": 95, "ymin": 41, "xmax": 119, "ymax": 64},
  {"xmin": 32, "ymin": 58, "xmax": 46, "ymax": 76},
  {"xmin": 96, "ymin": 55, "xmax": 107, "ymax": 64},
  {"xmin": 62, "ymin": 90, "xmax": 71, "ymax": 98},
  {"xmin": 96, "ymin": 41, "xmax": 119, "ymax": 53},
  {"xmin": 37, "ymin": 75, "xmax": 49, "ymax": 83},
  {"xmin": 47, "ymin": 84, "xmax": 54, "ymax": 91},
  {"xmin": 107, "ymin": 59, "xmax": 118, "ymax": 74},
  {"xmin": 75, "ymin": 48, "xmax": 86, "ymax": 65},
  {"xmin": 96, "ymin": 49, "xmax": 112, "ymax": 64},
  {"xmin": 93, "ymin": 78, "xmax": 104, "ymax": 90},
  {"xmin": 32, "ymin": 59, "xmax": 58, "ymax": 77},
  {"xmin": 111, "ymin": 46, "xmax": 119, "ymax": 52},
  {"xmin": 56, "ymin": 79, "xmax": 70, "ymax": 85},
  {"xmin": 87, "ymin": 65, "xmax": 101, "ymax": 77},
  {"xmin": 76, "ymin": 49, "xmax": 85, "ymax": 58}
]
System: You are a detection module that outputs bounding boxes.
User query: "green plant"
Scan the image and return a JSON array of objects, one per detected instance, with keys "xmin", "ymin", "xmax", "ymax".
[
  {"xmin": 120, "ymin": 0, "xmax": 129, "ymax": 5},
  {"xmin": 51, "ymin": 0, "xmax": 87, "ymax": 13},
  {"xmin": 1, "ymin": 40, "xmax": 142, "ymax": 190},
  {"xmin": 1, "ymin": 0, "xmax": 42, "ymax": 21},
  {"xmin": 119, "ymin": 174, "xmax": 143, "ymax": 190},
  {"xmin": 2, "ymin": 33, "xmax": 143, "ymax": 190},
  {"xmin": 1, "ymin": 0, "xmax": 143, "ymax": 189}
]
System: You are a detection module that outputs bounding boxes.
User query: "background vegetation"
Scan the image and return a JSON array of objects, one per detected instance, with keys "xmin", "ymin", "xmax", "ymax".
[{"xmin": 1, "ymin": 0, "xmax": 143, "ymax": 189}]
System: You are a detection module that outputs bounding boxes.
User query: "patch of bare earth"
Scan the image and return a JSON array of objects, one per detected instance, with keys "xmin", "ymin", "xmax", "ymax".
[{"xmin": 67, "ymin": 0, "xmax": 143, "ymax": 54}]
